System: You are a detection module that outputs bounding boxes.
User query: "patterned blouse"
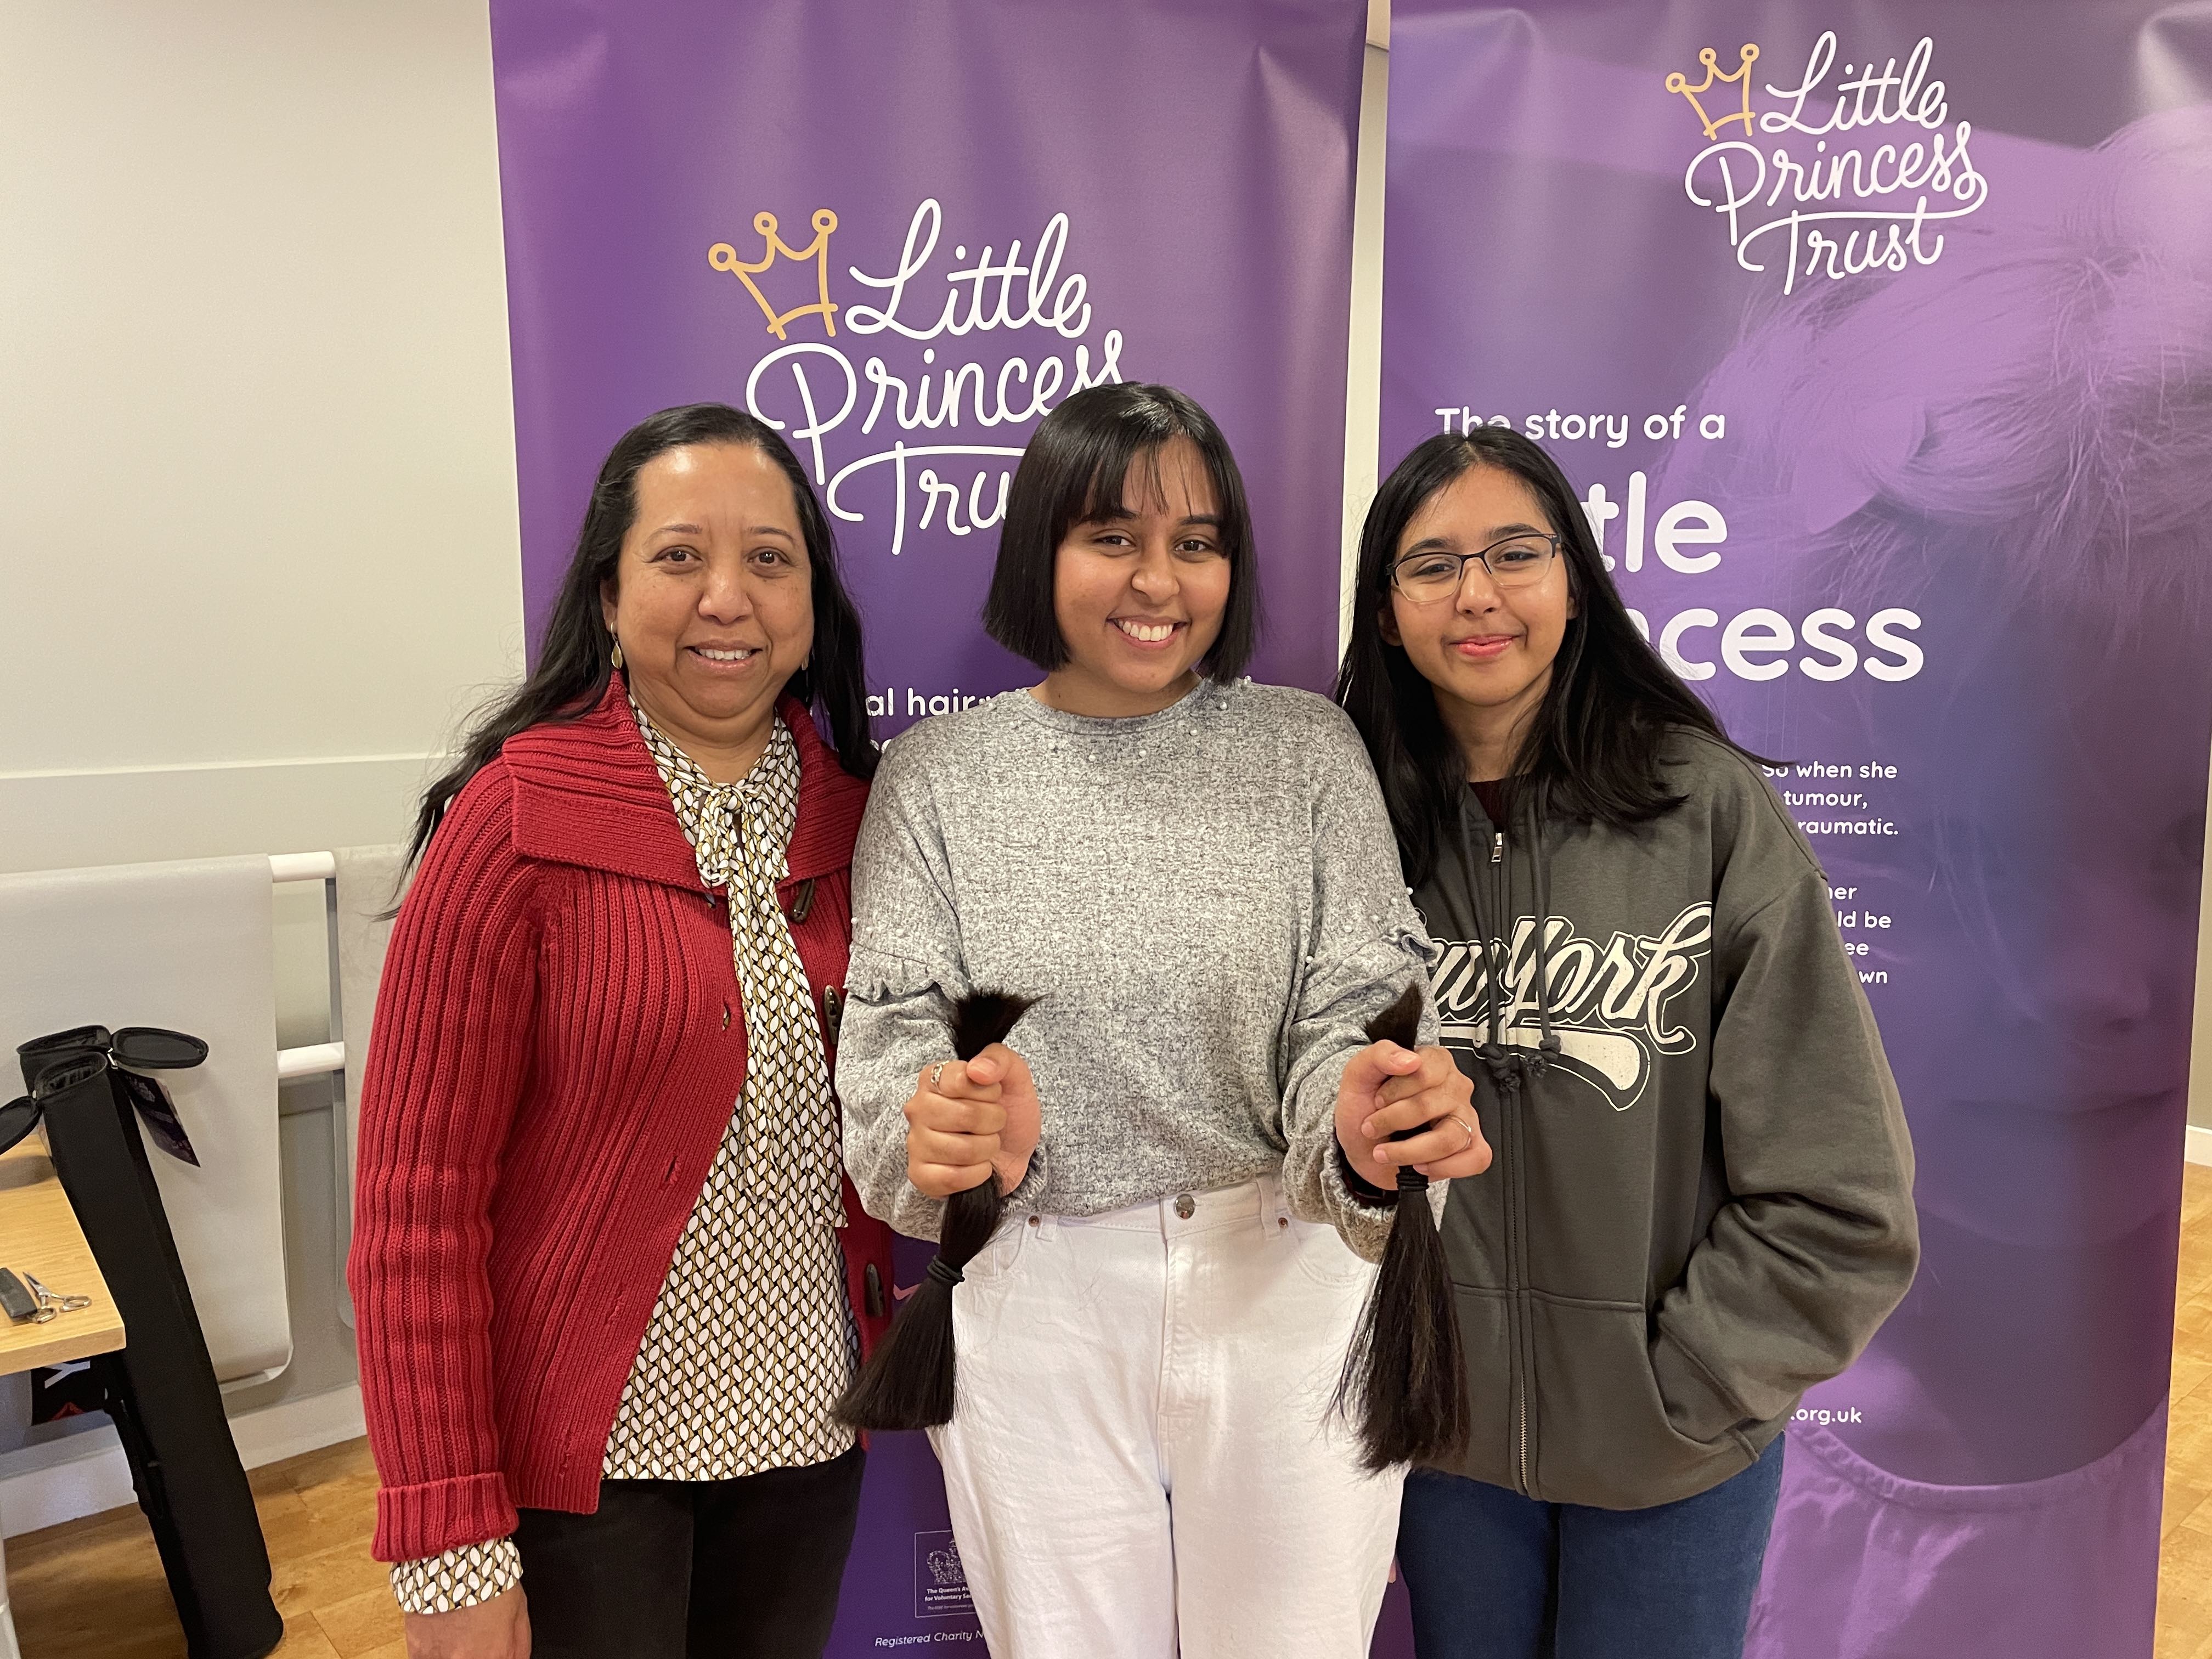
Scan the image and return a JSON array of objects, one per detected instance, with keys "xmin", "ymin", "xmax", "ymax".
[{"xmin": 390, "ymin": 703, "xmax": 857, "ymax": 1614}]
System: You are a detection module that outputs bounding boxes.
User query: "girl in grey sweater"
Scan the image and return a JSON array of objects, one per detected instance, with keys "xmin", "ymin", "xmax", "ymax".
[{"xmin": 836, "ymin": 384, "xmax": 1484, "ymax": 1659}]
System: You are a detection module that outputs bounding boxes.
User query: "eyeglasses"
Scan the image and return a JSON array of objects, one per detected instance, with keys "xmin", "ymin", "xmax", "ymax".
[
  {"xmin": 1388, "ymin": 533, "xmax": 1562, "ymax": 603},
  {"xmin": 4, "ymin": 1025, "xmax": 207, "ymax": 1165}
]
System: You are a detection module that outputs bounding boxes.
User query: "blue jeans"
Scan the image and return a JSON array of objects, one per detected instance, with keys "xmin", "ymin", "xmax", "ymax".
[{"xmin": 1396, "ymin": 1433, "xmax": 1785, "ymax": 1659}]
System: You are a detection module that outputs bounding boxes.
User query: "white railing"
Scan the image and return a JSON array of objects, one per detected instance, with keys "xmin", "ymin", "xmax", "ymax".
[{"xmin": 268, "ymin": 852, "xmax": 353, "ymax": 1324}]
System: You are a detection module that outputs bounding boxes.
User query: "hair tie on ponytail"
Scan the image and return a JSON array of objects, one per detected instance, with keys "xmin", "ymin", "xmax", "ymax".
[
  {"xmin": 924, "ymin": 1256, "xmax": 966, "ymax": 1290},
  {"xmin": 1335, "ymin": 983, "xmax": 1470, "ymax": 1471},
  {"xmin": 835, "ymin": 990, "xmax": 1038, "ymax": 1432}
]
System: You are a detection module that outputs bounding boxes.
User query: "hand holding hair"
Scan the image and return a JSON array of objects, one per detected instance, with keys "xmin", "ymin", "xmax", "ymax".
[
  {"xmin": 1334, "ymin": 985, "xmax": 1477, "ymax": 1471},
  {"xmin": 902, "ymin": 1042, "xmax": 1041, "ymax": 1199},
  {"xmin": 1360, "ymin": 1047, "xmax": 1489, "ymax": 1178},
  {"xmin": 838, "ymin": 991, "xmax": 1039, "ymax": 1432},
  {"xmin": 1334, "ymin": 1023, "xmax": 1487, "ymax": 1189}
]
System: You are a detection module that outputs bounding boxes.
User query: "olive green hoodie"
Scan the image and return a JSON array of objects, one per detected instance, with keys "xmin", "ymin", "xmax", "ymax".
[{"xmin": 1413, "ymin": 731, "xmax": 1917, "ymax": 1509}]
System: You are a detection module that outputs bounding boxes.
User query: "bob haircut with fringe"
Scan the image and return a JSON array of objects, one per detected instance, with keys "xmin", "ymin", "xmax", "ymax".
[{"xmin": 983, "ymin": 381, "xmax": 1259, "ymax": 682}]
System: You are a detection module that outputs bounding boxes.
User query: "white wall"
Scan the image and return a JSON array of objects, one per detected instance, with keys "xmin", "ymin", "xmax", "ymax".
[
  {"xmin": 0, "ymin": 0, "xmax": 524, "ymax": 876},
  {"xmin": 1339, "ymin": 16, "xmax": 1389, "ymax": 653},
  {"xmin": 0, "ymin": 0, "xmax": 523, "ymax": 1522}
]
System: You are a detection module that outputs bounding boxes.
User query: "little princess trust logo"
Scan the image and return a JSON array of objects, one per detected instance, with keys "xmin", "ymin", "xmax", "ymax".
[
  {"xmin": 712, "ymin": 209, "xmax": 841, "ymax": 340},
  {"xmin": 707, "ymin": 199, "xmax": 1126, "ymax": 558},
  {"xmin": 1668, "ymin": 32, "xmax": 1989, "ymax": 294}
]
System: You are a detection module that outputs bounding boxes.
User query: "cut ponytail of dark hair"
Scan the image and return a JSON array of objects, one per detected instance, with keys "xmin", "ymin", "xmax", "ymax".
[
  {"xmin": 399, "ymin": 403, "xmax": 877, "ymax": 879},
  {"xmin": 1336, "ymin": 428, "xmax": 1769, "ymax": 887},
  {"xmin": 834, "ymin": 991, "xmax": 1038, "ymax": 1433},
  {"xmin": 1334, "ymin": 984, "xmax": 1469, "ymax": 1470}
]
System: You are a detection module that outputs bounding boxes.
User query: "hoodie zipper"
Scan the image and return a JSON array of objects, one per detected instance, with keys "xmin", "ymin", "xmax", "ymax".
[
  {"xmin": 1516, "ymin": 1372, "xmax": 1532, "ymax": 1492},
  {"xmin": 1483, "ymin": 814, "xmax": 1533, "ymax": 1497},
  {"xmin": 1462, "ymin": 792, "xmax": 1537, "ymax": 1498},
  {"xmin": 1502, "ymin": 828, "xmax": 1532, "ymax": 1497}
]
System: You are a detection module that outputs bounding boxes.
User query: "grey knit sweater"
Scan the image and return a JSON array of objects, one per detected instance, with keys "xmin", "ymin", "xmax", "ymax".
[{"xmin": 834, "ymin": 679, "xmax": 1437, "ymax": 1258}]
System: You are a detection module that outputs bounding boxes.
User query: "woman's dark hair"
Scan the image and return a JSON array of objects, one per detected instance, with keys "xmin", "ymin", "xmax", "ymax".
[
  {"xmin": 1336, "ymin": 427, "xmax": 1758, "ymax": 884},
  {"xmin": 982, "ymin": 381, "xmax": 1259, "ymax": 681},
  {"xmin": 402, "ymin": 402, "xmax": 877, "ymax": 871}
]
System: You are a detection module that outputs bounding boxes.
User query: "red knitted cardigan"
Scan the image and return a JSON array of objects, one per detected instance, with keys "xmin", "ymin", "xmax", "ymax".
[{"xmin": 348, "ymin": 679, "xmax": 895, "ymax": 1564}]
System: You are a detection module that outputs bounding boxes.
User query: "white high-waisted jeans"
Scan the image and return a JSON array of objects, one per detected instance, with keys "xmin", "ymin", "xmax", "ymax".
[{"xmin": 927, "ymin": 1173, "xmax": 1404, "ymax": 1658}]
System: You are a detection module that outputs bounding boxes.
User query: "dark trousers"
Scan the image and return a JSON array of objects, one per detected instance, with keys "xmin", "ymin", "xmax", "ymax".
[
  {"xmin": 1396, "ymin": 1434, "xmax": 1785, "ymax": 1659},
  {"xmin": 515, "ymin": 1447, "xmax": 866, "ymax": 1659}
]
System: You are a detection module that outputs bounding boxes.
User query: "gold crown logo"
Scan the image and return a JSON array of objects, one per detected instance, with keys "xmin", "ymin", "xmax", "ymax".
[
  {"xmin": 709, "ymin": 208, "xmax": 840, "ymax": 340},
  {"xmin": 1664, "ymin": 44, "xmax": 1760, "ymax": 140}
]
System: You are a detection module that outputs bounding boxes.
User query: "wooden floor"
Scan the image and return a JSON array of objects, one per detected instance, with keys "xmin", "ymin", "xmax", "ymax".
[
  {"xmin": 2152, "ymin": 1161, "xmax": 2212, "ymax": 1659},
  {"xmin": 16, "ymin": 1162, "xmax": 2212, "ymax": 1656},
  {"xmin": 8, "ymin": 1437, "xmax": 403, "ymax": 1658}
]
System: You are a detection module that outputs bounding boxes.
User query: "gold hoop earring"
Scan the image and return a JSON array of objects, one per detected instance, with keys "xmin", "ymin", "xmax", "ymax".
[{"xmin": 610, "ymin": 639, "xmax": 624, "ymax": 670}]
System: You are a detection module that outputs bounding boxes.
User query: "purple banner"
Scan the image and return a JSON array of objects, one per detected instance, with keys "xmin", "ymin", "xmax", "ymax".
[
  {"xmin": 490, "ymin": 0, "xmax": 1365, "ymax": 720},
  {"xmin": 488, "ymin": 2, "xmax": 1366, "ymax": 1651},
  {"xmin": 1385, "ymin": 4, "xmax": 2212, "ymax": 1654}
]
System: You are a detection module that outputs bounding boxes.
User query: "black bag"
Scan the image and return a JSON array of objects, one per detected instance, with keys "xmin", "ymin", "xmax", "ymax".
[{"xmin": 19, "ymin": 1040, "xmax": 282, "ymax": 1659}]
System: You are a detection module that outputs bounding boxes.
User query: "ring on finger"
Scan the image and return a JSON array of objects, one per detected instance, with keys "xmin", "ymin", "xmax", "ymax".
[
  {"xmin": 1455, "ymin": 1116, "xmax": 1476, "ymax": 1153},
  {"xmin": 930, "ymin": 1063, "xmax": 946, "ymax": 1090}
]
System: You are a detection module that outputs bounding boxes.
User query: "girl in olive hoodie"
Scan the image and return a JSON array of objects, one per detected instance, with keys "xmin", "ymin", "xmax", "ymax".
[{"xmin": 1334, "ymin": 428, "xmax": 1917, "ymax": 1659}]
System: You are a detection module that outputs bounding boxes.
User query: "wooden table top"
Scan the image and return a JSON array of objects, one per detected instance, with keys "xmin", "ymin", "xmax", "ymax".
[{"xmin": 0, "ymin": 1136, "xmax": 125, "ymax": 1375}]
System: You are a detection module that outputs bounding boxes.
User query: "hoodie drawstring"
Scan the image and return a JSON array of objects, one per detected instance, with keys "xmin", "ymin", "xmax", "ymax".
[
  {"xmin": 1525, "ymin": 778, "xmax": 1561, "ymax": 1066},
  {"xmin": 1458, "ymin": 780, "xmax": 1560, "ymax": 1097}
]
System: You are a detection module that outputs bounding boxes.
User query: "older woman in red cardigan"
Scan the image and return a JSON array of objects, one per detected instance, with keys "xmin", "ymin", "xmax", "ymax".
[{"xmin": 349, "ymin": 404, "xmax": 893, "ymax": 1659}]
